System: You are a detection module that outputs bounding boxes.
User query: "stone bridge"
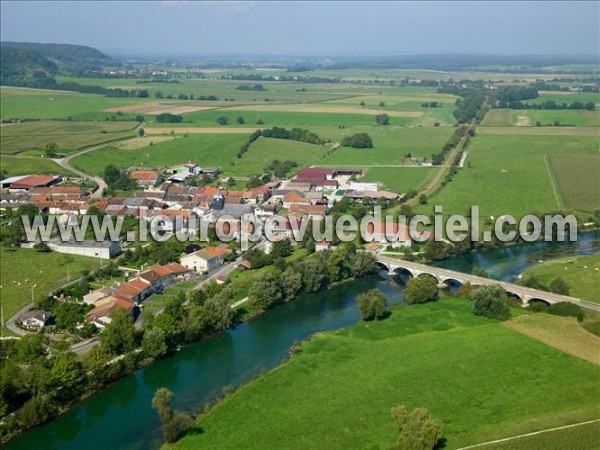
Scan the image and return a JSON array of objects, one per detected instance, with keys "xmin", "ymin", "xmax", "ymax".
[{"xmin": 375, "ymin": 255, "xmax": 600, "ymax": 312}]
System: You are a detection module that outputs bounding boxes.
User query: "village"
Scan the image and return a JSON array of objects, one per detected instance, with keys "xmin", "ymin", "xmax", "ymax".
[{"xmin": 1, "ymin": 162, "xmax": 412, "ymax": 337}]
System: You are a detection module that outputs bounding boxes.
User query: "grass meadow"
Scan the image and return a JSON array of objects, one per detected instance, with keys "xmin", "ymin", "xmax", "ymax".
[
  {"xmin": 549, "ymin": 154, "xmax": 600, "ymax": 211},
  {"xmin": 480, "ymin": 108, "xmax": 599, "ymax": 127},
  {"xmin": 171, "ymin": 299, "xmax": 600, "ymax": 450},
  {"xmin": 416, "ymin": 133, "xmax": 598, "ymax": 219},
  {"xmin": 521, "ymin": 254, "xmax": 600, "ymax": 303},
  {"xmin": 0, "ymin": 248, "xmax": 101, "ymax": 331},
  {"xmin": 0, "ymin": 154, "xmax": 73, "ymax": 176},
  {"xmin": 361, "ymin": 167, "xmax": 438, "ymax": 193}
]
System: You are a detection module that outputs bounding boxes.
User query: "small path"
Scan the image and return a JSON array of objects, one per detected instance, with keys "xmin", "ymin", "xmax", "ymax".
[
  {"xmin": 456, "ymin": 418, "xmax": 600, "ymax": 449},
  {"xmin": 543, "ymin": 154, "xmax": 566, "ymax": 209},
  {"xmin": 230, "ymin": 297, "xmax": 249, "ymax": 309},
  {"xmin": 458, "ymin": 151, "xmax": 468, "ymax": 168}
]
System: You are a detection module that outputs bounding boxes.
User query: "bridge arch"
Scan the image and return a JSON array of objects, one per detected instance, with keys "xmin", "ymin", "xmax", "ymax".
[{"xmin": 439, "ymin": 277, "xmax": 464, "ymax": 288}]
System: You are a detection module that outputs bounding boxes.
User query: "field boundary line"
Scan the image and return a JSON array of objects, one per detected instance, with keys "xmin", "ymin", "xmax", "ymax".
[
  {"xmin": 544, "ymin": 154, "xmax": 567, "ymax": 209},
  {"xmin": 456, "ymin": 418, "xmax": 600, "ymax": 449}
]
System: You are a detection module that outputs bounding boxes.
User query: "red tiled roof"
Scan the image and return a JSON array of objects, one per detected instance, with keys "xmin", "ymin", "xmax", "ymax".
[
  {"xmin": 129, "ymin": 171, "xmax": 160, "ymax": 181},
  {"xmin": 11, "ymin": 175, "xmax": 58, "ymax": 189},
  {"xmin": 295, "ymin": 168, "xmax": 335, "ymax": 180},
  {"xmin": 164, "ymin": 262, "xmax": 191, "ymax": 274}
]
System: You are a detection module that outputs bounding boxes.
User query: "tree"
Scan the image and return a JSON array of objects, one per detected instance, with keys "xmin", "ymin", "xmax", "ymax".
[
  {"xmin": 44, "ymin": 141, "xmax": 59, "ymax": 156},
  {"xmin": 471, "ymin": 267, "xmax": 489, "ymax": 278},
  {"xmin": 391, "ymin": 405, "xmax": 442, "ymax": 450},
  {"xmin": 99, "ymin": 308, "xmax": 136, "ymax": 355},
  {"xmin": 216, "ymin": 115, "xmax": 229, "ymax": 125},
  {"xmin": 49, "ymin": 351, "xmax": 82, "ymax": 392},
  {"xmin": 357, "ymin": 289, "xmax": 388, "ymax": 321},
  {"xmin": 152, "ymin": 388, "xmax": 194, "ymax": 443},
  {"xmin": 471, "ymin": 285, "xmax": 510, "ymax": 321},
  {"xmin": 379, "ymin": 101, "xmax": 386, "ymax": 107},
  {"xmin": 138, "ymin": 128, "xmax": 145, "ymax": 137},
  {"xmin": 236, "ymin": 116, "xmax": 245, "ymax": 124},
  {"xmin": 424, "ymin": 240, "xmax": 449, "ymax": 261},
  {"xmin": 375, "ymin": 113, "xmax": 390, "ymax": 125},
  {"xmin": 548, "ymin": 277, "xmax": 570, "ymax": 295},
  {"xmin": 418, "ymin": 194, "xmax": 428, "ymax": 205},
  {"xmin": 404, "ymin": 276, "xmax": 438, "ymax": 304},
  {"xmin": 519, "ymin": 274, "xmax": 544, "ymax": 290},
  {"xmin": 255, "ymin": 115, "xmax": 265, "ymax": 124},
  {"xmin": 142, "ymin": 327, "xmax": 168, "ymax": 359}
]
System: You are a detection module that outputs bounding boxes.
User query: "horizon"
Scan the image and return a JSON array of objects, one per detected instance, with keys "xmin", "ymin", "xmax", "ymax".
[{"xmin": 1, "ymin": 1, "xmax": 598, "ymax": 57}]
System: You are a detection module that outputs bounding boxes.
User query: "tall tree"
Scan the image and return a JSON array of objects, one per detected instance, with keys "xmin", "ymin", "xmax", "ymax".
[{"xmin": 391, "ymin": 405, "xmax": 442, "ymax": 450}]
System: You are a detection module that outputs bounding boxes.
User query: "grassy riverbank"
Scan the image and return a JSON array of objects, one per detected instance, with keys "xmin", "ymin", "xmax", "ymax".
[{"xmin": 170, "ymin": 298, "xmax": 600, "ymax": 450}]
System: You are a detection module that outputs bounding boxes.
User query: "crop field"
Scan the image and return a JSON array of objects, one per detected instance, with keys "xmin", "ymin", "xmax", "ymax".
[
  {"xmin": 0, "ymin": 154, "xmax": 73, "ymax": 177},
  {"xmin": 361, "ymin": 167, "xmax": 438, "ymax": 193},
  {"xmin": 0, "ymin": 248, "xmax": 100, "ymax": 331},
  {"xmin": 0, "ymin": 86, "xmax": 148, "ymax": 120},
  {"xmin": 0, "ymin": 121, "xmax": 137, "ymax": 155},
  {"xmin": 480, "ymin": 109, "xmax": 513, "ymax": 127},
  {"xmin": 549, "ymin": 154, "xmax": 600, "ymax": 211},
  {"xmin": 477, "ymin": 126, "xmax": 599, "ymax": 136},
  {"xmin": 533, "ymin": 91, "xmax": 600, "ymax": 104},
  {"xmin": 520, "ymin": 254, "xmax": 600, "ymax": 303},
  {"xmin": 416, "ymin": 133, "xmax": 598, "ymax": 219},
  {"xmin": 172, "ymin": 299, "xmax": 600, "ymax": 450},
  {"xmin": 480, "ymin": 108, "xmax": 599, "ymax": 127},
  {"xmin": 522, "ymin": 109, "xmax": 599, "ymax": 127}
]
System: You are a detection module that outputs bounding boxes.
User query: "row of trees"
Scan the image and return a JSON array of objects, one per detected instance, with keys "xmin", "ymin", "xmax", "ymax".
[
  {"xmin": 498, "ymin": 100, "xmax": 595, "ymax": 110},
  {"xmin": 248, "ymin": 244, "xmax": 378, "ymax": 313},
  {"xmin": 156, "ymin": 112, "xmax": 184, "ymax": 123}
]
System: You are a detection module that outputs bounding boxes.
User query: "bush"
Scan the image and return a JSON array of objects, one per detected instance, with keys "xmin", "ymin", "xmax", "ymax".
[
  {"xmin": 547, "ymin": 302, "xmax": 585, "ymax": 322},
  {"xmin": 357, "ymin": 289, "xmax": 388, "ymax": 321},
  {"xmin": 404, "ymin": 275, "xmax": 438, "ymax": 304},
  {"xmin": 471, "ymin": 285, "xmax": 510, "ymax": 321}
]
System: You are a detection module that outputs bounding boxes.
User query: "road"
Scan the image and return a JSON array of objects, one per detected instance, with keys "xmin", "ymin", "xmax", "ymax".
[{"xmin": 55, "ymin": 122, "xmax": 144, "ymax": 199}]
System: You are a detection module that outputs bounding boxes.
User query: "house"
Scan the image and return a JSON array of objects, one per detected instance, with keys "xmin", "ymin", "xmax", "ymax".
[
  {"xmin": 87, "ymin": 296, "xmax": 135, "ymax": 328},
  {"xmin": 180, "ymin": 249, "xmax": 221, "ymax": 273},
  {"xmin": 315, "ymin": 241, "xmax": 332, "ymax": 252},
  {"xmin": 128, "ymin": 170, "xmax": 163, "ymax": 187},
  {"xmin": 116, "ymin": 279, "xmax": 153, "ymax": 304},
  {"xmin": 282, "ymin": 190, "xmax": 311, "ymax": 209},
  {"xmin": 19, "ymin": 310, "xmax": 54, "ymax": 330},
  {"xmin": 363, "ymin": 221, "xmax": 412, "ymax": 248}
]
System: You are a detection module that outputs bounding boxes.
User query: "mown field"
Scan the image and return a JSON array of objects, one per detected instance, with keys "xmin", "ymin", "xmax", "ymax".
[
  {"xmin": 416, "ymin": 133, "xmax": 598, "ymax": 219},
  {"xmin": 520, "ymin": 254, "xmax": 600, "ymax": 303},
  {"xmin": 171, "ymin": 299, "xmax": 600, "ymax": 450},
  {"xmin": 549, "ymin": 154, "xmax": 600, "ymax": 211},
  {"xmin": 0, "ymin": 248, "xmax": 100, "ymax": 331},
  {"xmin": 361, "ymin": 167, "xmax": 438, "ymax": 193},
  {"xmin": 0, "ymin": 121, "xmax": 137, "ymax": 155}
]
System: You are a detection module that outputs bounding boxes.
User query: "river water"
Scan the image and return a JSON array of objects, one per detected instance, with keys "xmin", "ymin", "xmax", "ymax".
[{"xmin": 8, "ymin": 231, "xmax": 599, "ymax": 450}]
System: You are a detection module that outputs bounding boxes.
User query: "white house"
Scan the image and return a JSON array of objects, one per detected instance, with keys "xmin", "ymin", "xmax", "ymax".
[{"xmin": 181, "ymin": 249, "xmax": 220, "ymax": 273}]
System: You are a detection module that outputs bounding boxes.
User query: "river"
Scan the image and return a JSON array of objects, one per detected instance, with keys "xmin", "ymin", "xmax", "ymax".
[{"xmin": 8, "ymin": 231, "xmax": 599, "ymax": 450}]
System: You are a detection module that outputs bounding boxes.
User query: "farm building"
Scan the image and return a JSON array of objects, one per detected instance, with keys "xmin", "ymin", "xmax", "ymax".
[
  {"xmin": 128, "ymin": 170, "xmax": 163, "ymax": 187},
  {"xmin": 41, "ymin": 239, "xmax": 122, "ymax": 259},
  {"xmin": 1, "ymin": 175, "xmax": 62, "ymax": 191}
]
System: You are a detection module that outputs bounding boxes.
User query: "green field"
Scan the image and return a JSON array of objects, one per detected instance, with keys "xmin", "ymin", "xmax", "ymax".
[
  {"xmin": 521, "ymin": 254, "xmax": 600, "ymax": 303},
  {"xmin": 1, "ymin": 121, "xmax": 137, "ymax": 155},
  {"xmin": 70, "ymin": 133, "xmax": 332, "ymax": 177},
  {"xmin": 522, "ymin": 109, "xmax": 599, "ymax": 127},
  {"xmin": 361, "ymin": 166, "xmax": 438, "ymax": 193},
  {"xmin": 417, "ymin": 133, "xmax": 598, "ymax": 218},
  {"xmin": 480, "ymin": 108, "xmax": 513, "ymax": 127},
  {"xmin": 468, "ymin": 420, "xmax": 600, "ymax": 450},
  {"xmin": 172, "ymin": 299, "xmax": 600, "ymax": 450},
  {"xmin": 0, "ymin": 248, "xmax": 101, "ymax": 331},
  {"xmin": 481, "ymin": 108, "xmax": 599, "ymax": 127},
  {"xmin": 0, "ymin": 87, "xmax": 147, "ymax": 120},
  {"xmin": 533, "ymin": 91, "xmax": 600, "ymax": 105},
  {"xmin": 549, "ymin": 154, "xmax": 600, "ymax": 212},
  {"xmin": 0, "ymin": 154, "xmax": 73, "ymax": 177}
]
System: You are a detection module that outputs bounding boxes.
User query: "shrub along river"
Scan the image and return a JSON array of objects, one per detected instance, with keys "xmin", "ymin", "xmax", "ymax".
[{"xmin": 8, "ymin": 231, "xmax": 600, "ymax": 450}]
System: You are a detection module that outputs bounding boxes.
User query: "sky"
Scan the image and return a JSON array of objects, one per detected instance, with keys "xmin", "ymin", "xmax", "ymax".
[{"xmin": 1, "ymin": 1, "xmax": 598, "ymax": 57}]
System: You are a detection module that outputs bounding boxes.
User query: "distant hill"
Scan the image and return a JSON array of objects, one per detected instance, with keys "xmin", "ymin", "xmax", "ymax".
[{"xmin": 1, "ymin": 41, "xmax": 112, "ymax": 73}]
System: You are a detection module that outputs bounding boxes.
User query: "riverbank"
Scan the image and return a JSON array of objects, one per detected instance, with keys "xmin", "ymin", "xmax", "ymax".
[
  {"xmin": 520, "ymin": 254, "xmax": 600, "ymax": 303},
  {"xmin": 170, "ymin": 298, "xmax": 600, "ymax": 449},
  {"xmin": 7, "ymin": 232, "xmax": 599, "ymax": 450}
]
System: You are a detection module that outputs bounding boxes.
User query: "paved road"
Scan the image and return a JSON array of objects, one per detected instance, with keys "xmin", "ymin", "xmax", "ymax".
[{"xmin": 56, "ymin": 122, "xmax": 144, "ymax": 199}]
